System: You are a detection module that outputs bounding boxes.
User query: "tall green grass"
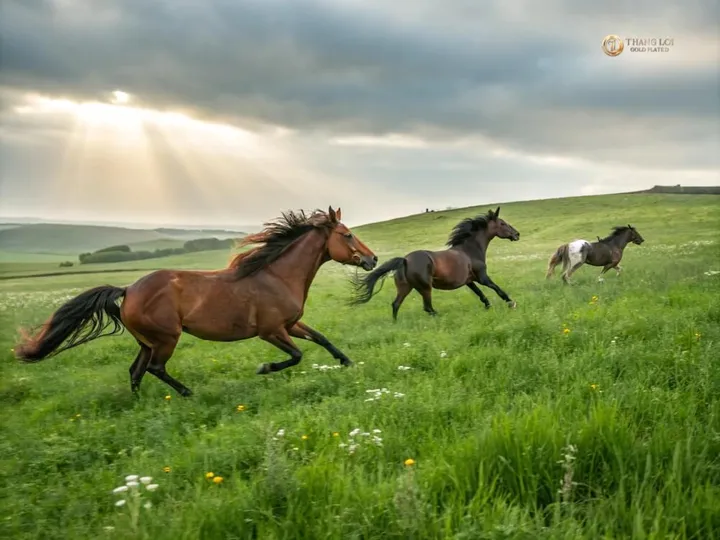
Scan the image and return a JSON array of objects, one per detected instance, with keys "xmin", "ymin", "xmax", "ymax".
[{"xmin": 0, "ymin": 194, "xmax": 719, "ymax": 539}]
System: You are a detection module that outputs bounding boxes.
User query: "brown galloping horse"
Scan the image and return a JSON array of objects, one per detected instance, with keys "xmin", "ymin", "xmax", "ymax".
[
  {"xmin": 15, "ymin": 207, "xmax": 377, "ymax": 396},
  {"xmin": 546, "ymin": 225, "xmax": 645, "ymax": 284},
  {"xmin": 351, "ymin": 207, "xmax": 520, "ymax": 319}
]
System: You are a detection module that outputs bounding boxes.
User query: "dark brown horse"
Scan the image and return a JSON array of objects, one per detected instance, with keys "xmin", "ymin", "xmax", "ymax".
[
  {"xmin": 546, "ymin": 225, "xmax": 645, "ymax": 284},
  {"xmin": 14, "ymin": 207, "xmax": 377, "ymax": 396},
  {"xmin": 351, "ymin": 207, "xmax": 520, "ymax": 319}
]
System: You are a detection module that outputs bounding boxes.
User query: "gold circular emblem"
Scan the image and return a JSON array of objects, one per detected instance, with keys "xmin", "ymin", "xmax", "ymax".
[{"xmin": 602, "ymin": 35, "xmax": 624, "ymax": 56}]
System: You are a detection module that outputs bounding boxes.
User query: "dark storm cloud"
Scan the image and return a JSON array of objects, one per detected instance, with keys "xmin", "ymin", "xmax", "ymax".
[{"xmin": 1, "ymin": 0, "xmax": 718, "ymax": 168}]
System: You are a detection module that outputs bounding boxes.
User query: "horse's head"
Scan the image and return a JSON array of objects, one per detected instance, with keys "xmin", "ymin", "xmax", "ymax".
[
  {"xmin": 325, "ymin": 206, "xmax": 378, "ymax": 271},
  {"xmin": 487, "ymin": 207, "xmax": 520, "ymax": 241},
  {"xmin": 627, "ymin": 224, "xmax": 644, "ymax": 245}
]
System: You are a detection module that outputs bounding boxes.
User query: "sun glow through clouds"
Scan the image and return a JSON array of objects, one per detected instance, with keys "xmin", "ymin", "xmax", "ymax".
[
  {"xmin": 110, "ymin": 90, "xmax": 130, "ymax": 104},
  {"xmin": 8, "ymin": 91, "xmax": 352, "ymax": 225}
]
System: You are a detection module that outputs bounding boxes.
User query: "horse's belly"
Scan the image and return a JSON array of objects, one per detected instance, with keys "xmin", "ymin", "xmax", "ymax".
[{"xmin": 431, "ymin": 277, "xmax": 464, "ymax": 290}]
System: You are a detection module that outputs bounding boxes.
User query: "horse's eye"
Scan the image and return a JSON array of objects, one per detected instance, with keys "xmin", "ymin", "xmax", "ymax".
[{"xmin": 344, "ymin": 233, "xmax": 353, "ymax": 239}]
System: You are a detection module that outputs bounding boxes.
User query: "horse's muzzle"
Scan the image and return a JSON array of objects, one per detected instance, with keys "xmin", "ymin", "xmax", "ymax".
[{"xmin": 360, "ymin": 255, "xmax": 378, "ymax": 271}]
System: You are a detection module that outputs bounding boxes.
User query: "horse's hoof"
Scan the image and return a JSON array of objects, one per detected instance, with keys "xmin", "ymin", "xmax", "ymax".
[
  {"xmin": 484, "ymin": 304, "xmax": 491, "ymax": 310},
  {"xmin": 180, "ymin": 389, "xmax": 193, "ymax": 397},
  {"xmin": 508, "ymin": 301, "xmax": 517, "ymax": 309},
  {"xmin": 341, "ymin": 359, "xmax": 354, "ymax": 368},
  {"xmin": 256, "ymin": 363, "xmax": 271, "ymax": 375}
]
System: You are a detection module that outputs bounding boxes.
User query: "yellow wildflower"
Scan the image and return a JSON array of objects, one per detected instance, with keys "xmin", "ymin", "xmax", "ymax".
[
  {"xmin": 301, "ymin": 435, "xmax": 309, "ymax": 441},
  {"xmin": 205, "ymin": 472, "xmax": 214, "ymax": 479},
  {"xmin": 236, "ymin": 405, "xmax": 246, "ymax": 412},
  {"xmin": 332, "ymin": 432, "xmax": 339, "ymax": 437},
  {"xmin": 213, "ymin": 476, "xmax": 223, "ymax": 484},
  {"xmin": 563, "ymin": 328, "xmax": 571, "ymax": 335},
  {"xmin": 163, "ymin": 466, "xmax": 171, "ymax": 473},
  {"xmin": 590, "ymin": 384, "xmax": 599, "ymax": 391},
  {"xmin": 164, "ymin": 395, "xmax": 171, "ymax": 401},
  {"xmin": 404, "ymin": 458, "xmax": 416, "ymax": 467},
  {"xmin": 695, "ymin": 332, "xmax": 701, "ymax": 340}
]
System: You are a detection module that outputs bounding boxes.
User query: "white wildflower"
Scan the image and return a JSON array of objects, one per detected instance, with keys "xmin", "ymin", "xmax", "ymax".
[
  {"xmin": 115, "ymin": 500, "xmax": 126, "ymax": 507},
  {"xmin": 440, "ymin": 351, "xmax": 448, "ymax": 358},
  {"xmin": 403, "ymin": 342, "xmax": 411, "ymax": 347},
  {"xmin": 125, "ymin": 475, "xmax": 139, "ymax": 482},
  {"xmin": 349, "ymin": 428, "xmax": 361, "ymax": 437},
  {"xmin": 145, "ymin": 484, "xmax": 159, "ymax": 491},
  {"xmin": 276, "ymin": 428, "xmax": 285, "ymax": 437},
  {"xmin": 372, "ymin": 429, "xmax": 382, "ymax": 434},
  {"xmin": 126, "ymin": 481, "xmax": 139, "ymax": 488},
  {"xmin": 140, "ymin": 476, "xmax": 152, "ymax": 484},
  {"xmin": 397, "ymin": 365, "xmax": 412, "ymax": 371},
  {"xmin": 112, "ymin": 486, "xmax": 129, "ymax": 494},
  {"xmin": 143, "ymin": 502, "xmax": 152, "ymax": 509}
]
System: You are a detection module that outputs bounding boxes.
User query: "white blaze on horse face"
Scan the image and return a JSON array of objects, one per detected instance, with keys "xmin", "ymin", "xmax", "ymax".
[{"xmin": 568, "ymin": 240, "xmax": 590, "ymax": 267}]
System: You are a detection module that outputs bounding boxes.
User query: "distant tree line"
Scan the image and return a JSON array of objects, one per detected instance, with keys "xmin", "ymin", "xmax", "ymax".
[{"xmin": 78, "ymin": 237, "xmax": 236, "ymax": 264}]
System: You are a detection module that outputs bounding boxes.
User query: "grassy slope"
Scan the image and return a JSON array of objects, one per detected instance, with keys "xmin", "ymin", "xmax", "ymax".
[{"xmin": 0, "ymin": 193, "xmax": 719, "ymax": 539}]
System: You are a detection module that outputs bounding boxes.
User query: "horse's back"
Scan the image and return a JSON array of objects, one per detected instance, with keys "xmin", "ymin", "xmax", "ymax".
[{"xmin": 568, "ymin": 239, "xmax": 590, "ymax": 254}]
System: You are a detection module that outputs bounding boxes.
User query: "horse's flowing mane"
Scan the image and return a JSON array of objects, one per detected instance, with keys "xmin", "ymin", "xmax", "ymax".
[
  {"xmin": 228, "ymin": 210, "xmax": 333, "ymax": 279},
  {"xmin": 446, "ymin": 211, "xmax": 493, "ymax": 247},
  {"xmin": 598, "ymin": 225, "xmax": 634, "ymax": 243}
]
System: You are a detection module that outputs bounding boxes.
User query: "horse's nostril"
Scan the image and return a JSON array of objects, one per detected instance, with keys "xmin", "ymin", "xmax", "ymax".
[{"xmin": 373, "ymin": 256, "xmax": 378, "ymax": 262}]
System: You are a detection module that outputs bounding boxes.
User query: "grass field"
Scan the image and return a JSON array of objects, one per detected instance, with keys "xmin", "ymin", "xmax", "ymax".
[{"xmin": 1, "ymin": 193, "xmax": 719, "ymax": 539}]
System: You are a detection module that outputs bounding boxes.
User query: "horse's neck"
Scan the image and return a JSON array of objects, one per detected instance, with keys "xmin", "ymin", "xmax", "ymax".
[
  {"xmin": 459, "ymin": 232, "xmax": 493, "ymax": 259},
  {"xmin": 610, "ymin": 233, "xmax": 631, "ymax": 250},
  {"xmin": 267, "ymin": 230, "xmax": 328, "ymax": 299}
]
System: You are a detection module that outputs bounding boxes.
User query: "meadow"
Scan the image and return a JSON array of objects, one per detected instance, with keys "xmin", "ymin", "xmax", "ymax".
[{"xmin": 1, "ymin": 193, "xmax": 719, "ymax": 539}]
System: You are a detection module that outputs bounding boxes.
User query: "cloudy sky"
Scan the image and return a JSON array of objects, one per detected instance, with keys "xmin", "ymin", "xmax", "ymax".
[{"xmin": 1, "ymin": 0, "xmax": 718, "ymax": 227}]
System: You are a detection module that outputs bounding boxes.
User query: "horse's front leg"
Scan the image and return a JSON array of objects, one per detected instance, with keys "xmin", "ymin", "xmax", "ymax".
[
  {"xmin": 467, "ymin": 282, "xmax": 491, "ymax": 309},
  {"xmin": 289, "ymin": 321, "xmax": 353, "ymax": 367},
  {"xmin": 477, "ymin": 272, "xmax": 516, "ymax": 308}
]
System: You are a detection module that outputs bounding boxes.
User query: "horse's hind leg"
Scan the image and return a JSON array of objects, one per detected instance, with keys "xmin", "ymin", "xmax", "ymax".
[
  {"xmin": 145, "ymin": 338, "xmax": 193, "ymax": 397},
  {"xmin": 129, "ymin": 342, "xmax": 151, "ymax": 393},
  {"xmin": 562, "ymin": 262, "xmax": 585, "ymax": 285},
  {"xmin": 417, "ymin": 287, "xmax": 438, "ymax": 316},
  {"xmin": 391, "ymin": 277, "xmax": 412, "ymax": 321}
]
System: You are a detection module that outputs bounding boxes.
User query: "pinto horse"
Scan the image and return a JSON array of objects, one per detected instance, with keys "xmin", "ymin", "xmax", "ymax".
[
  {"xmin": 546, "ymin": 224, "xmax": 644, "ymax": 284},
  {"xmin": 351, "ymin": 207, "xmax": 520, "ymax": 319},
  {"xmin": 14, "ymin": 207, "xmax": 377, "ymax": 396}
]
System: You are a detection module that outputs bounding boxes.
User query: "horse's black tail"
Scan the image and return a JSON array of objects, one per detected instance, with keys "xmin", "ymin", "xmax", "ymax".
[
  {"xmin": 350, "ymin": 257, "xmax": 406, "ymax": 305},
  {"xmin": 15, "ymin": 285, "xmax": 127, "ymax": 362}
]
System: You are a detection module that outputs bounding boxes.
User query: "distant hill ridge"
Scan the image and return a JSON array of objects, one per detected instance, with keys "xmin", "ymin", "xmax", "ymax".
[
  {"xmin": 636, "ymin": 185, "xmax": 720, "ymax": 195},
  {"xmin": 0, "ymin": 223, "xmax": 247, "ymax": 255}
]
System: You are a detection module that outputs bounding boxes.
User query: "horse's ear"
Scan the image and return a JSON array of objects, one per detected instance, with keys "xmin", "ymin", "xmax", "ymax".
[
  {"xmin": 335, "ymin": 207, "xmax": 342, "ymax": 221},
  {"xmin": 495, "ymin": 206, "xmax": 500, "ymax": 218},
  {"xmin": 328, "ymin": 206, "xmax": 338, "ymax": 223},
  {"xmin": 628, "ymin": 224, "xmax": 633, "ymax": 229}
]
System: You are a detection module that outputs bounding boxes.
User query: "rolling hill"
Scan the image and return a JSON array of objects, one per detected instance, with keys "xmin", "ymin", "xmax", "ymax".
[{"xmin": 0, "ymin": 223, "xmax": 247, "ymax": 256}]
